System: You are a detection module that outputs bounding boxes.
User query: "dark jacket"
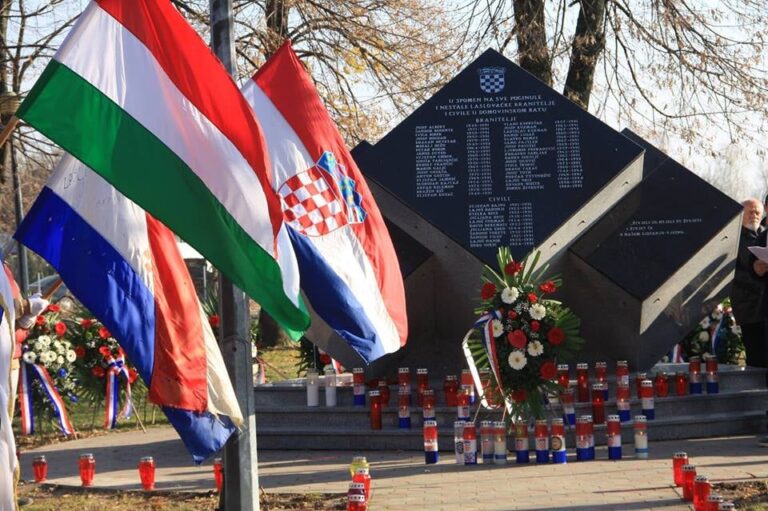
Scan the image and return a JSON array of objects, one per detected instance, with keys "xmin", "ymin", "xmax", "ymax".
[{"xmin": 732, "ymin": 225, "xmax": 765, "ymax": 324}]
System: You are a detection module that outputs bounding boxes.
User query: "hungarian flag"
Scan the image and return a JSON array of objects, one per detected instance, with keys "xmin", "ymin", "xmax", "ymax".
[
  {"xmin": 0, "ymin": 263, "xmax": 16, "ymax": 507},
  {"xmin": 16, "ymin": 154, "xmax": 243, "ymax": 462},
  {"xmin": 241, "ymin": 43, "xmax": 408, "ymax": 362},
  {"xmin": 15, "ymin": 0, "xmax": 308, "ymax": 337}
]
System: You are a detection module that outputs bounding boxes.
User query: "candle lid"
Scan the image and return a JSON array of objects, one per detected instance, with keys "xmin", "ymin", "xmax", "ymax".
[
  {"xmin": 464, "ymin": 421, "xmax": 476, "ymax": 427},
  {"xmin": 350, "ymin": 482, "xmax": 365, "ymax": 490},
  {"xmin": 140, "ymin": 456, "xmax": 154, "ymax": 463},
  {"xmin": 551, "ymin": 418, "xmax": 564, "ymax": 425},
  {"xmin": 682, "ymin": 464, "xmax": 696, "ymax": 471},
  {"xmin": 352, "ymin": 456, "xmax": 367, "ymax": 462},
  {"xmin": 480, "ymin": 420, "xmax": 493, "ymax": 427},
  {"xmin": 377, "ymin": 380, "xmax": 388, "ymax": 387},
  {"xmin": 353, "ymin": 367, "xmax": 364, "ymax": 373},
  {"xmin": 707, "ymin": 494, "xmax": 723, "ymax": 502},
  {"xmin": 417, "ymin": 368, "xmax": 428, "ymax": 374},
  {"xmin": 641, "ymin": 380, "xmax": 653, "ymax": 387},
  {"xmin": 33, "ymin": 455, "xmax": 46, "ymax": 462},
  {"xmin": 423, "ymin": 420, "xmax": 437, "ymax": 427},
  {"xmin": 535, "ymin": 419, "xmax": 548, "ymax": 425},
  {"xmin": 80, "ymin": 453, "xmax": 94, "ymax": 459},
  {"xmin": 695, "ymin": 475, "xmax": 709, "ymax": 482},
  {"xmin": 576, "ymin": 363, "xmax": 588, "ymax": 369},
  {"xmin": 398, "ymin": 367, "xmax": 410, "ymax": 373},
  {"xmin": 617, "ymin": 360, "xmax": 628, "ymax": 366},
  {"xmin": 606, "ymin": 414, "xmax": 620, "ymax": 422},
  {"xmin": 493, "ymin": 421, "xmax": 506, "ymax": 428},
  {"xmin": 213, "ymin": 457, "xmax": 223, "ymax": 464},
  {"xmin": 634, "ymin": 415, "xmax": 648, "ymax": 423},
  {"xmin": 674, "ymin": 452, "xmax": 688, "ymax": 458},
  {"xmin": 718, "ymin": 503, "xmax": 735, "ymax": 510},
  {"xmin": 369, "ymin": 390, "xmax": 380, "ymax": 396},
  {"xmin": 591, "ymin": 383, "xmax": 604, "ymax": 390},
  {"xmin": 445, "ymin": 375, "xmax": 457, "ymax": 381},
  {"xmin": 557, "ymin": 364, "xmax": 569, "ymax": 370}
]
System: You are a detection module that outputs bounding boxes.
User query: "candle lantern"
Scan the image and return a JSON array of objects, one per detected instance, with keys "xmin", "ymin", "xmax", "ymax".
[
  {"xmin": 353, "ymin": 467, "xmax": 372, "ymax": 501},
  {"xmin": 369, "ymin": 390, "xmax": 382, "ymax": 430},
  {"xmin": 514, "ymin": 423, "xmax": 529, "ymax": 464},
  {"xmin": 534, "ymin": 419, "xmax": 549, "ymax": 463},
  {"xmin": 353, "ymin": 368, "xmax": 366, "ymax": 406},
  {"xmin": 616, "ymin": 360, "xmax": 630, "ymax": 386},
  {"xmin": 557, "ymin": 364, "xmax": 570, "ymax": 388},
  {"xmin": 398, "ymin": 387, "xmax": 411, "ymax": 429},
  {"xmin": 480, "ymin": 421, "xmax": 494, "ymax": 464},
  {"xmin": 706, "ymin": 494, "xmax": 723, "ymax": 511},
  {"xmin": 575, "ymin": 416, "xmax": 589, "ymax": 461},
  {"xmin": 324, "ymin": 366, "xmax": 337, "ymax": 407},
  {"xmin": 306, "ymin": 369, "xmax": 320, "ymax": 407},
  {"xmin": 640, "ymin": 380, "xmax": 655, "ymax": 420},
  {"xmin": 717, "ymin": 503, "xmax": 735, "ymax": 511},
  {"xmin": 634, "ymin": 415, "xmax": 648, "ymax": 459},
  {"xmin": 591, "ymin": 383, "xmax": 606, "ymax": 425},
  {"xmin": 689, "ymin": 356, "xmax": 703, "ymax": 394},
  {"xmin": 560, "ymin": 388, "xmax": 576, "ymax": 427},
  {"xmin": 138, "ymin": 456, "xmax": 156, "ymax": 491},
  {"xmin": 398, "ymin": 367, "xmax": 411, "ymax": 389},
  {"xmin": 550, "ymin": 418, "xmax": 567, "ymax": 464},
  {"xmin": 675, "ymin": 372, "xmax": 689, "ymax": 396},
  {"xmin": 377, "ymin": 380, "xmax": 390, "ymax": 407},
  {"xmin": 705, "ymin": 356, "xmax": 719, "ymax": 394},
  {"xmin": 595, "ymin": 361, "xmax": 608, "ymax": 399},
  {"xmin": 693, "ymin": 475, "xmax": 711, "ymax": 511},
  {"xmin": 416, "ymin": 368, "xmax": 429, "ymax": 406},
  {"xmin": 616, "ymin": 382, "xmax": 631, "ymax": 423},
  {"xmin": 453, "ymin": 421, "xmax": 465, "ymax": 464},
  {"xmin": 444, "ymin": 375, "xmax": 459, "ymax": 406},
  {"xmin": 460, "ymin": 368, "xmax": 473, "ymax": 387},
  {"xmin": 682, "ymin": 464, "xmax": 697, "ymax": 501},
  {"xmin": 463, "ymin": 421, "xmax": 478, "ymax": 465},
  {"xmin": 423, "ymin": 419, "xmax": 439, "ymax": 464},
  {"xmin": 673, "ymin": 451, "xmax": 689, "ymax": 486},
  {"xmin": 635, "ymin": 372, "xmax": 647, "ymax": 397},
  {"xmin": 586, "ymin": 415, "xmax": 595, "ymax": 460},
  {"xmin": 493, "ymin": 421, "xmax": 507, "ymax": 465},
  {"xmin": 456, "ymin": 387, "xmax": 470, "ymax": 422},
  {"xmin": 213, "ymin": 457, "xmax": 224, "ymax": 492},
  {"xmin": 347, "ymin": 482, "xmax": 367, "ymax": 511},
  {"xmin": 32, "ymin": 455, "xmax": 48, "ymax": 483},
  {"xmin": 576, "ymin": 363, "xmax": 590, "ymax": 402},
  {"xmin": 79, "ymin": 453, "xmax": 96, "ymax": 487},
  {"xmin": 422, "ymin": 389, "xmax": 436, "ymax": 421},
  {"xmin": 607, "ymin": 415, "xmax": 622, "ymax": 460},
  {"xmin": 654, "ymin": 372, "xmax": 669, "ymax": 398}
]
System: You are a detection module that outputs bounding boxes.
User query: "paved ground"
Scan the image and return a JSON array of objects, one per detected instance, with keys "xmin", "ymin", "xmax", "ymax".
[{"xmin": 18, "ymin": 427, "xmax": 768, "ymax": 510}]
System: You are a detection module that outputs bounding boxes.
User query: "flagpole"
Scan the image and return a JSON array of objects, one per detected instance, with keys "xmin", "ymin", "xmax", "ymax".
[{"xmin": 210, "ymin": 2, "xmax": 260, "ymax": 511}]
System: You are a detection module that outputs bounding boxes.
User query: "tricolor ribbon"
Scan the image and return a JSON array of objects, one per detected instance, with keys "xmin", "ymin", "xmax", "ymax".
[
  {"xmin": 710, "ymin": 315, "xmax": 724, "ymax": 356},
  {"xmin": 104, "ymin": 354, "xmax": 132, "ymax": 429},
  {"xmin": 670, "ymin": 343, "xmax": 685, "ymax": 363},
  {"xmin": 18, "ymin": 360, "xmax": 75, "ymax": 436},
  {"xmin": 461, "ymin": 310, "xmax": 510, "ymax": 412}
]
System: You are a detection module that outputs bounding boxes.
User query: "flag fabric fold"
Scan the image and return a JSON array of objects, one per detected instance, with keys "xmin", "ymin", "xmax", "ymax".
[
  {"xmin": 0, "ymin": 263, "xmax": 16, "ymax": 509},
  {"xmin": 242, "ymin": 42, "xmax": 408, "ymax": 363},
  {"xmin": 15, "ymin": 0, "xmax": 308, "ymax": 337},
  {"xmin": 15, "ymin": 154, "xmax": 243, "ymax": 462}
]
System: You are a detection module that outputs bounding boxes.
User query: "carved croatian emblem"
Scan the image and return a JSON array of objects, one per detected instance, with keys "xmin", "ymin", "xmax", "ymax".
[{"xmin": 478, "ymin": 66, "xmax": 506, "ymax": 94}]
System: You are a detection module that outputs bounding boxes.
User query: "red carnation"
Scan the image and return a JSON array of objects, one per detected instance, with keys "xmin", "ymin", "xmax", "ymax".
[
  {"xmin": 208, "ymin": 315, "xmax": 220, "ymax": 328},
  {"xmin": 47, "ymin": 304, "xmax": 61, "ymax": 313},
  {"xmin": 527, "ymin": 293, "xmax": 538, "ymax": 303},
  {"xmin": 539, "ymin": 360, "xmax": 557, "ymax": 380},
  {"xmin": 540, "ymin": 281, "xmax": 557, "ymax": 294},
  {"xmin": 128, "ymin": 368, "xmax": 139, "ymax": 384},
  {"xmin": 35, "ymin": 316, "xmax": 46, "ymax": 326},
  {"xmin": 98, "ymin": 345, "xmax": 112, "ymax": 358},
  {"xmin": 98, "ymin": 326, "xmax": 111, "ymax": 339},
  {"xmin": 504, "ymin": 261, "xmax": 522, "ymax": 276},
  {"xmin": 80, "ymin": 319, "xmax": 94, "ymax": 328},
  {"xmin": 530, "ymin": 321, "xmax": 540, "ymax": 332},
  {"xmin": 511, "ymin": 388, "xmax": 527, "ymax": 403},
  {"xmin": 92, "ymin": 366, "xmax": 106, "ymax": 378},
  {"xmin": 480, "ymin": 282, "xmax": 497, "ymax": 300},
  {"xmin": 507, "ymin": 310, "xmax": 518, "ymax": 319},
  {"xmin": 74, "ymin": 346, "xmax": 86, "ymax": 359},
  {"xmin": 547, "ymin": 327, "xmax": 565, "ymax": 345},
  {"xmin": 54, "ymin": 321, "xmax": 67, "ymax": 337},
  {"xmin": 507, "ymin": 329, "xmax": 527, "ymax": 349}
]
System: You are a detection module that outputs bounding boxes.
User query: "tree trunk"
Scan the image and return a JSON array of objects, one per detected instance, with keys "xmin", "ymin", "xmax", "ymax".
[
  {"xmin": 512, "ymin": 0, "xmax": 552, "ymax": 86},
  {"xmin": 0, "ymin": 0, "xmax": 12, "ymax": 184},
  {"xmin": 264, "ymin": 0, "xmax": 288, "ymax": 59},
  {"xmin": 563, "ymin": 0, "xmax": 607, "ymax": 109}
]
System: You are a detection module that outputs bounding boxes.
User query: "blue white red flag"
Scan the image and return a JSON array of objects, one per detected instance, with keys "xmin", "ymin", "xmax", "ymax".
[
  {"xmin": 15, "ymin": 155, "xmax": 243, "ymax": 463},
  {"xmin": 242, "ymin": 42, "xmax": 408, "ymax": 363}
]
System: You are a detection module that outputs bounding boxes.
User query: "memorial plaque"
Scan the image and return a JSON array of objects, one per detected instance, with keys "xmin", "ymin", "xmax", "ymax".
[
  {"xmin": 357, "ymin": 49, "xmax": 644, "ymax": 267},
  {"xmin": 566, "ymin": 129, "xmax": 742, "ymax": 369}
]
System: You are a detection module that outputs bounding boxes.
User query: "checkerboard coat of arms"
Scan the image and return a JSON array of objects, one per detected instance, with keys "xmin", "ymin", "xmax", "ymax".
[
  {"xmin": 278, "ymin": 151, "xmax": 367, "ymax": 237},
  {"xmin": 478, "ymin": 66, "xmax": 506, "ymax": 94}
]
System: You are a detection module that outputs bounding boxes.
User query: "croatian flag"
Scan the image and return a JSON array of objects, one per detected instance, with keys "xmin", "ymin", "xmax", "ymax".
[
  {"xmin": 0, "ymin": 266, "xmax": 17, "ymax": 510},
  {"xmin": 15, "ymin": 154, "xmax": 243, "ymax": 463},
  {"xmin": 242, "ymin": 42, "xmax": 408, "ymax": 363}
]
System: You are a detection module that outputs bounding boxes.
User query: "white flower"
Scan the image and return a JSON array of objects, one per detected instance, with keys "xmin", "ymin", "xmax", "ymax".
[
  {"xmin": 698, "ymin": 331, "xmax": 709, "ymax": 342},
  {"xmin": 501, "ymin": 287, "xmax": 520, "ymax": 304},
  {"xmin": 529, "ymin": 304, "xmax": 546, "ymax": 321},
  {"xmin": 38, "ymin": 335, "xmax": 51, "ymax": 347},
  {"xmin": 63, "ymin": 341, "xmax": 72, "ymax": 349},
  {"xmin": 508, "ymin": 350, "xmax": 527, "ymax": 370},
  {"xmin": 22, "ymin": 352, "xmax": 36, "ymax": 364},
  {"xmin": 491, "ymin": 319, "xmax": 504, "ymax": 337},
  {"xmin": 34, "ymin": 341, "xmax": 44, "ymax": 352},
  {"xmin": 527, "ymin": 340, "xmax": 544, "ymax": 357},
  {"xmin": 45, "ymin": 351, "xmax": 57, "ymax": 364},
  {"xmin": 699, "ymin": 317, "xmax": 711, "ymax": 329},
  {"xmin": 731, "ymin": 324, "xmax": 742, "ymax": 335},
  {"xmin": 66, "ymin": 350, "xmax": 77, "ymax": 363},
  {"xmin": 57, "ymin": 356, "xmax": 65, "ymax": 365}
]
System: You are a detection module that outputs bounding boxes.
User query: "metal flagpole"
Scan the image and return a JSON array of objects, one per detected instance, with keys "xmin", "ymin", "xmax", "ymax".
[{"xmin": 209, "ymin": 1, "xmax": 260, "ymax": 510}]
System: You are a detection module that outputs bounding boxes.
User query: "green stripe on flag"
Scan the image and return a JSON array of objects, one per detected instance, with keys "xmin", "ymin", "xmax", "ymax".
[{"xmin": 18, "ymin": 61, "xmax": 310, "ymax": 334}]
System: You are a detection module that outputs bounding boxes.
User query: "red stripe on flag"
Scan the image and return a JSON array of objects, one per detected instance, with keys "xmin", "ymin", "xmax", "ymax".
[
  {"xmin": 145, "ymin": 213, "xmax": 208, "ymax": 412},
  {"xmin": 96, "ymin": 0, "xmax": 283, "ymax": 236},
  {"xmin": 252, "ymin": 41, "xmax": 408, "ymax": 345}
]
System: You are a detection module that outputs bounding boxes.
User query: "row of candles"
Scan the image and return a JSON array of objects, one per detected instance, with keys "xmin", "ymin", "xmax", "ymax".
[
  {"xmin": 30, "ymin": 453, "xmax": 224, "ymax": 492},
  {"xmin": 672, "ymin": 452, "xmax": 737, "ymax": 510},
  {"xmin": 420, "ymin": 415, "xmax": 648, "ymax": 466},
  {"xmin": 306, "ymin": 356, "xmax": 720, "ymax": 410}
]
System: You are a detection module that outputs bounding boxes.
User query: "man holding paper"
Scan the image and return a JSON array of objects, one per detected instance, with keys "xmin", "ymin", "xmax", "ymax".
[{"xmin": 735, "ymin": 199, "xmax": 767, "ymax": 368}]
